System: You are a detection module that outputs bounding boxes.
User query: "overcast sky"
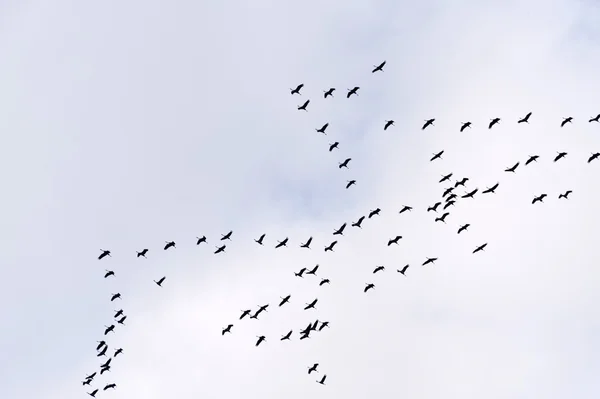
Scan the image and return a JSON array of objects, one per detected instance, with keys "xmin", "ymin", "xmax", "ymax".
[{"xmin": 2, "ymin": 0, "xmax": 600, "ymax": 398}]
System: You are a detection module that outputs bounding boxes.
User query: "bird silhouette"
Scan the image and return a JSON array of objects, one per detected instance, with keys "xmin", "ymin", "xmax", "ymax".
[
  {"xmin": 384, "ymin": 120, "xmax": 394, "ymax": 130},
  {"xmin": 558, "ymin": 190, "xmax": 572, "ymax": 199},
  {"xmin": 98, "ymin": 250, "xmax": 111, "ymax": 260},
  {"xmin": 329, "ymin": 142, "xmax": 339, "ymax": 151},
  {"xmin": 422, "ymin": 118, "xmax": 435, "ymax": 130},
  {"xmin": 254, "ymin": 233, "xmax": 265, "ymax": 245},
  {"xmin": 398, "ymin": 265, "xmax": 409, "ymax": 275},
  {"xmin": 316, "ymin": 123, "xmax": 329, "ymax": 134},
  {"xmin": 352, "ymin": 216, "xmax": 365, "ymax": 228},
  {"xmin": 300, "ymin": 237, "xmax": 312, "ymax": 248},
  {"xmin": 323, "ymin": 88, "xmax": 335, "ymax": 98},
  {"xmin": 196, "ymin": 236, "xmax": 207, "ymax": 245},
  {"xmin": 430, "ymin": 150, "xmax": 444, "ymax": 161},
  {"xmin": 560, "ymin": 117, "xmax": 573, "ymax": 127},
  {"xmin": 364, "ymin": 283, "xmax": 375, "ymax": 293},
  {"xmin": 222, "ymin": 324, "xmax": 233, "ymax": 335},
  {"xmin": 489, "ymin": 118, "xmax": 501, "ymax": 129},
  {"xmin": 104, "ymin": 270, "xmax": 115, "ymax": 278},
  {"xmin": 482, "ymin": 183, "xmax": 499, "ymax": 194},
  {"xmin": 457, "ymin": 224, "xmax": 470, "ymax": 234},
  {"xmin": 518, "ymin": 112, "xmax": 532, "ymax": 123},
  {"xmin": 154, "ymin": 276, "xmax": 166, "ymax": 287},
  {"xmin": 505, "ymin": 162, "xmax": 519, "ymax": 173},
  {"xmin": 525, "ymin": 155, "xmax": 539, "ymax": 165},
  {"xmin": 473, "ymin": 243, "xmax": 487, "ymax": 253},
  {"xmin": 346, "ymin": 180, "xmax": 356, "ymax": 189},
  {"xmin": 297, "ymin": 100, "xmax": 310, "ymax": 111},
  {"xmin": 275, "ymin": 238, "xmax": 288, "ymax": 248},
  {"xmin": 290, "ymin": 84, "xmax": 303, "ymax": 95},
  {"xmin": 554, "ymin": 152, "xmax": 567, "ymax": 162},
  {"xmin": 347, "ymin": 86, "xmax": 360, "ymax": 98},
  {"xmin": 164, "ymin": 241, "xmax": 175, "ymax": 250},
  {"xmin": 372, "ymin": 60, "xmax": 386, "ymax": 73},
  {"xmin": 460, "ymin": 121, "xmax": 472, "ymax": 131},
  {"xmin": 136, "ymin": 248, "xmax": 148, "ymax": 258},
  {"xmin": 214, "ymin": 245, "xmax": 226, "ymax": 254}
]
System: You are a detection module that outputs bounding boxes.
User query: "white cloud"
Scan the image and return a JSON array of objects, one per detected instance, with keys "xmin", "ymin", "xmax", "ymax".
[{"xmin": 2, "ymin": 0, "xmax": 600, "ymax": 398}]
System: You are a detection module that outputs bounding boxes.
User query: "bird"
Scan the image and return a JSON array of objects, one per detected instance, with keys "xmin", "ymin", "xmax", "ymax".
[
  {"xmin": 85, "ymin": 372, "xmax": 97, "ymax": 381},
  {"xmin": 222, "ymin": 324, "xmax": 233, "ymax": 335},
  {"xmin": 435, "ymin": 212, "xmax": 450, "ymax": 223},
  {"xmin": 482, "ymin": 183, "xmax": 499, "ymax": 194},
  {"xmin": 525, "ymin": 155, "xmax": 539, "ymax": 165},
  {"xmin": 329, "ymin": 142, "xmax": 339, "ymax": 151},
  {"xmin": 308, "ymin": 363, "xmax": 319, "ymax": 374},
  {"xmin": 239, "ymin": 309, "xmax": 251, "ymax": 320},
  {"xmin": 430, "ymin": 150, "xmax": 444, "ymax": 161},
  {"xmin": 304, "ymin": 299, "xmax": 318, "ymax": 310},
  {"xmin": 372, "ymin": 60, "xmax": 386, "ymax": 73},
  {"xmin": 195, "ymin": 236, "xmax": 207, "ymax": 245},
  {"xmin": 98, "ymin": 250, "xmax": 111, "ymax": 260},
  {"xmin": 455, "ymin": 177, "xmax": 468, "ymax": 187},
  {"xmin": 399, "ymin": 205, "xmax": 412, "ymax": 214},
  {"xmin": 398, "ymin": 265, "xmax": 409, "ymax": 275},
  {"xmin": 364, "ymin": 283, "xmax": 375, "ymax": 293},
  {"xmin": 316, "ymin": 123, "xmax": 329, "ymax": 134},
  {"xmin": 154, "ymin": 276, "xmax": 166, "ymax": 287},
  {"xmin": 460, "ymin": 121, "xmax": 471, "ymax": 131},
  {"xmin": 373, "ymin": 265, "xmax": 385, "ymax": 273},
  {"xmin": 388, "ymin": 235, "xmax": 402, "ymax": 246},
  {"xmin": 352, "ymin": 216, "xmax": 365, "ymax": 228},
  {"xmin": 532, "ymin": 194, "xmax": 547, "ymax": 204},
  {"xmin": 96, "ymin": 341, "xmax": 106, "ymax": 351},
  {"xmin": 164, "ymin": 241, "xmax": 175, "ymax": 250},
  {"xmin": 561, "ymin": 117, "xmax": 573, "ymax": 127},
  {"xmin": 442, "ymin": 187, "xmax": 454, "ymax": 197},
  {"xmin": 114, "ymin": 348, "xmax": 123, "ymax": 357},
  {"xmin": 275, "ymin": 238, "xmax": 288, "ymax": 248},
  {"xmin": 104, "ymin": 270, "xmax": 115, "ymax": 278},
  {"xmin": 427, "ymin": 202, "xmax": 441, "ymax": 212},
  {"xmin": 588, "ymin": 152, "xmax": 600, "ymax": 163},
  {"xmin": 221, "ymin": 231, "xmax": 232, "ymax": 240},
  {"xmin": 462, "ymin": 189, "xmax": 478, "ymax": 199},
  {"xmin": 306, "ymin": 265, "xmax": 319, "ymax": 275},
  {"xmin": 136, "ymin": 248, "xmax": 148, "ymax": 258},
  {"xmin": 443, "ymin": 200, "xmax": 455, "ymax": 210},
  {"xmin": 422, "ymin": 118, "xmax": 435, "ymax": 130},
  {"xmin": 488, "ymin": 118, "xmax": 501, "ymax": 129},
  {"xmin": 113, "ymin": 309, "xmax": 123, "ymax": 318},
  {"xmin": 457, "ymin": 223, "xmax": 470, "ymax": 234},
  {"xmin": 104, "ymin": 325, "xmax": 115, "ymax": 335},
  {"xmin": 518, "ymin": 112, "xmax": 532, "ymax": 123},
  {"xmin": 319, "ymin": 278, "xmax": 330, "ymax": 286},
  {"xmin": 300, "ymin": 237, "xmax": 313, "ymax": 248},
  {"xmin": 338, "ymin": 158, "xmax": 351, "ymax": 168},
  {"xmin": 110, "ymin": 293, "xmax": 121, "ymax": 301},
  {"xmin": 103, "ymin": 383, "xmax": 116, "ymax": 390},
  {"xmin": 281, "ymin": 330, "xmax": 293, "ymax": 340},
  {"xmin": 368, "ymin": 208, "xmax": 381, "ymax": 218},
  {"xmin": 298, "ymin": 100, "xmax": 310, "ymax": 111},
  {"xmin": 290, "ymin": 84, "xmax": 303, "ymax": 95},
  {"xmin": 422, "ymin": 257, "xmax": 437, "ymax": 266},
  {"xmin": 318, "ymin": 321, "xmax": 330, "ymax": 330},
  {"xmin": 323, "ymin": 88, "xmax": 335, "ymax": 98},
  {"xmin": 473, "ymin": 243, "xmax": 487, "ymax": 254},
  {"xmin": 346, "ymin": 180, "xmax": 356, "ymax": 189},
  {"xmin": 214, "ymin": 245, "xmax": 226, "ymax": 254},
  {"xmin": 440, "ymin": 173, "xmax": 453, "ymax": 183},
  {"xmin": 295, "ymin": 267, "xmax": 307, "ymax": 277},
  {"xmin": 82, "ymin": 379, "xmax": 92, "ymax": 386},
  {"xmin": 117, "ymin": 315, "xmax": 127, "ymax": 325},
  {"xmin": 97, "ymin": 346, "xmax": 107, "ymax": 357},
  {"xmin": 347, "ymin": 86, "xmax": 360, "ymax": 98},
  {"xmin": 317, "ymin": 375, "xmax": 327, "ymax": 385},
  {"xmin": 384, "ymin": 120, "xmax": 394, "ymax": 130},
  {"xmin": 88, "ymin": 390, "xmax": 99, "ymax": 397},
  {"xmin": 554, "ymin": 152, "xmax": 567, "ymax": 162},
  {"xmin": 505, "ymin": 162, "xmax": 519, "ymax": 173},
  {"xmin": 558, "ymin": 190, "xmax": 572, "ymax": 199},
  {"xmin": 279, "ymin": 295, "xmax": 291, "ymax": 306},
  {"xmin": 589, "ymin": 114, "xmax": 600, "ymax": 123},
  {"xmin": 254, "ymin": 233, "xmax": 265, "ymax": 245}
]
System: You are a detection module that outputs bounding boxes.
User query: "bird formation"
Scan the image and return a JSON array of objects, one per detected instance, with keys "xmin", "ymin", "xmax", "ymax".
[{"xmin": 93, "ymin": 60, "xmax": 599, "ymax": 390}]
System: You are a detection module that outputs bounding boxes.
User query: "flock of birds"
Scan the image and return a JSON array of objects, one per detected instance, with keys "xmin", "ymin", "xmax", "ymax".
[{"xmin": 87, "ymin": 60, "xmax": 600, "ymax": 394}]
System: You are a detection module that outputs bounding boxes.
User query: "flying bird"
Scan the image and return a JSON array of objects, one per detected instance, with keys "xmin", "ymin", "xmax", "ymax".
[
  {"xmin": 460, "ymin": 121, "xmax": 472, "ymax": 131},
  {"xmin": 457, "ymin": 223, "xmax": 470, "ymax": 234},
  {"xmin": 435, "ymin": 212, "xmax": 450, "ymax": 223},
  {"xmin": 154, "ymin": 276, "xmax": 166, "ymax": 287},
  {"xmin": 338, "ymin": 158, "xmax": 351, "ymax": 168},
  {"xmin": 214, "ymin": 245, "xmax": 226, "ymax": 254},
  {"xmin": 98, "ymin": 250, "xmax": 111, "ymax": 260},
  {"xmin": 554, "ymin": 152, "xmax": 567, "ymax": 162},
  {"xmin": 316, "ymin": 123, "xmax": 329, "ymax": 134},
  {"xmin": 298, "ymin": 100, "xmax": 310, "ymax": 111},
  {"xmin": 384, "ymin": 120, "xmax": 394, "ymax": 130},
  {"xmin": 518, "ymin": 112, "xmax": 532, "ymax": 123},
  {"xmin": 482, "ymin": 183, "xmax": 499, "ymax": 194},
  {"xmin": 221, "ymin": 231, "xmax": 232, "ymax": 240},
  {"xmin": 439, "ymin": 173, "xmax": 453, "ymax": 183},
  {"xmin": 388, "ymin": 235, "xmax": 402, "ymax": 246},
  {"xmin": 488, "ymin": 118, "xmax": 501, "ymax": 129},
  {"xmin": 240, "ymin": 309, "xmax": 251, "ymax": 320},
  {"xmin": 307, "ymin": 264, "xmax": 319, "ymax": 275},
  {"xmin": 281, "ymin": 330, "xmax": 293, "ymax": 340},
  {"xmin": 346, "ymin": 180, "xmax": 356, "ymax": 189},
  {"xmin": 329, "ymin": 142, "xmax": 339, "ymax": 151},
  {"xmin": 398, "ymin": 264, "xmax": 409, "ymax": 275},
  {"xmin": 373, "ymin": 265, "xmax": 385, "ymax": 273},
  {"xmin": 427, "ymin": 202, "xmax": 441, "ymax": 212},
  {"xmin": 136, "ymin": 249, "xmax": 148, "ymax": 258},
  {"xmin": 323, "ymin": 88, "xmax": 335, "ymax": 98},
  {"xmin": 430, "ymin": 150, "xmax": 444, "ymax": 161},
  {"xmin": 561, "ymin": 117, "xmax": 573, "ymax": 127},
  {"xmin": 279, "ymin": 295, "xmax": 291, "ymax": 306},
  {"xmin": 399, "ymin": 205, "xmax": 412, "ymax": 214},
  {"xmin": 110, "ymin": 293, "xmax": 121, "ymax": 301},
  {"xmin": 532, "ymin": 193, "xmax": 547, "ymax": 204},
  {"xmin": 104, "ymin": 270, "xmax": 114, "ymax": 278},
  {"xmin": 422, "ymin": 257, "xmax": 437, "ymax": 266},
  {"xmin": 304, "ymin": 299, "xmax": 318, "ymax": 310},
  {"xmin": 333, "ymin": 223, "xmax": 346, "ymax": 235},
  {"xmin": 462, "ymin": 189, "xmax": 478, "ymax": 199},
  {"xmin": 589, "ymin": 114, "xmax": 600, "ymax": 123},
  {"xmin": 308, "ymin": 363, "xmax": 319, "ymax": 374},
  {"xmin": 352, "ymin": 216, "xmax": 365, "ymax": 227},
  {"xmin": 324, "ymin": 241, "xmax": 337, "ymax": 252},
  {"xmin": 164, "ymin": 241, "xmax": 175, "ymax": 250},
  {"xmin": 317, "ymin": 375, "xmax": 327, "ymax": 385},
  {"xmin": 275, "ymin": 238, "xmax": 288, "ymax": 248},
  {"xmin": 295, "ymin": 268, "xmax": 307, "ymax": 278},
  {"xmin": 254, "ymin": 234, "xmax": 265, "ymax": 245},
  {"xmin": 473, "ymin": 243, "xmax": 488, "ymax": 253},
  {"xmin": 196, "ymin": 236, "xmax": 207, "ymax": 245},
  {"xmin": 372, "ymin": 60, "xmax": 386, "ymax": 73},
  {"xmin": 319, "ymin": 278, "xmax": 330, "ymax": 286},
  {"xmin": 290, "ymin": 84, "xmax": 303, "ymax": 95},
  {"xmin": 222, "ymin": 324, "xmax": 233, "ymax": 335},
  {"xmin": 114, "ymin": 348, "xmax": 123, "ymax": 357},
  {"xmin": 368, "ymin": 208, "xmax": 381, "ymax": 218},
  {"xmin": 422, "ymin": 118, "xmax": 435, "ymax": 130},
  {"xmin": 558, "ymin": 190, "xmax": 572, "ymax": 199},
  {"xmin": 347, "ymin": 86, "xmax": 360, "ymax": 98},
  {"xmin": 455, "ymin": 177, "xmax": 468, "ymax": 187},
  {"xmin": 255, "ymin": 336, "xmax": 266, "ymax": 346},
  {"xmin": 364, "ymin": 283, "xmax": 375, "ymax": 293},
  {"xmin": 525, "ymin": 155, "xmax": 539, "ymax": 165},
  {"xmin": 505, "ymin": 162, "xmax": 519, "ymax": 173},
  {"xmin": 300, "ymin": 237, "xmax": 313, "ymax": 248},
  {"xmin": 588, "ymin": 152, "xmax": 600, "ymax": 163}
]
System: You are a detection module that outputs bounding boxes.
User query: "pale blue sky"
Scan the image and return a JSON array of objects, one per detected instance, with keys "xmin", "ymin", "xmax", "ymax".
[{"xmin": 1, "ymin": 1, "xmax": 600, "ymax": 398}]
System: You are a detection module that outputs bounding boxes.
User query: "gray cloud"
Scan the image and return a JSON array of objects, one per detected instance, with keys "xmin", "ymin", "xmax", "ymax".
[{"xmin": 1, "ymin": 0, "xmax": 600, "ymax": 398}]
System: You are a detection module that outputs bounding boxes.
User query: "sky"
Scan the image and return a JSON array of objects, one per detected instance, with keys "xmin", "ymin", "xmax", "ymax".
[{"xmin": 1, "ymin": 0, "xmax": 600, "ymax": 398}]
